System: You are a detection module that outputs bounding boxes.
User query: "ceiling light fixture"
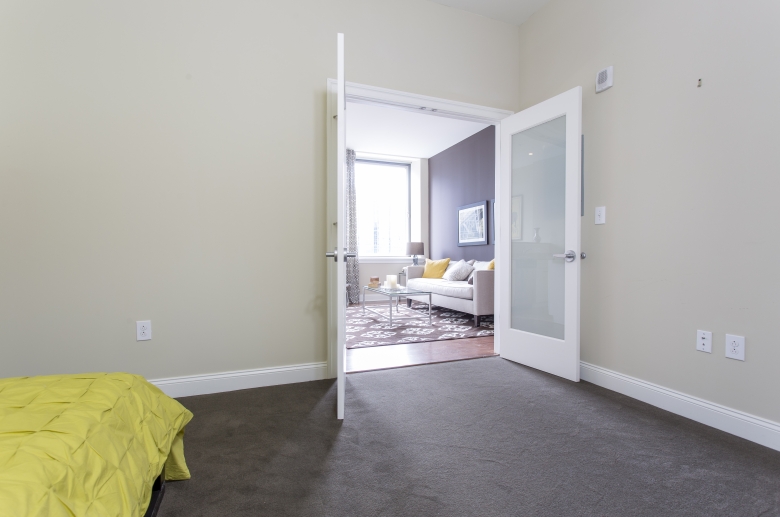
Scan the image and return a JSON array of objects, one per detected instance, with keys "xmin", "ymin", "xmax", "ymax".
[{"xmin": 529, "ymin": 152, "xmax": 533, "ymax": 155}]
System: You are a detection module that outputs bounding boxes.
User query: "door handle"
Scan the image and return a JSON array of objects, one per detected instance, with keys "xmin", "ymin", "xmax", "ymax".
[
  {"xmin": 343, "ymin": 248, "xmax": 357, "ymax": 262},
  {"xmin": 325, "ymin": 248, "xmax": 358, "ymax": 262},
  {"xmin": 552, "ymin": 250, "xmax": 577, "ymax": 262}
]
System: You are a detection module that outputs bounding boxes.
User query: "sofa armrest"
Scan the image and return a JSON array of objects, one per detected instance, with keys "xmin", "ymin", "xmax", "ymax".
[
  {"xmin": 404, "ymin": 265, "xmax": 425, "ymax": 281},
  {"xmin": 472, "ymin": 270, "xmax": 494, "ymax": 316}
]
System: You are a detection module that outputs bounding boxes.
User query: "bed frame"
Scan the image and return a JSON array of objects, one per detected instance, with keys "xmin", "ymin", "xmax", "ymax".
[{"xmin": 143, "ymin": 467, "xmax": 166, "ymax": 517}]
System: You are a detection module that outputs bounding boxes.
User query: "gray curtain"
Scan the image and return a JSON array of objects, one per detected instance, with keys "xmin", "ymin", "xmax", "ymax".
[{"xmin": 345, "ymin": 149, "xmax": 360, "ymax": 304}]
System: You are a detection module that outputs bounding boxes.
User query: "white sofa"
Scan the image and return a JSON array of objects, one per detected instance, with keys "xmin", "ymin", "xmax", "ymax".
[{"xmin": 403, "ymin": 264, "xmax": 494, "ymax": 326}]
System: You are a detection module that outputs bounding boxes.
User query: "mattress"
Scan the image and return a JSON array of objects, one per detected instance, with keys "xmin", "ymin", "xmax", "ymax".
[{"xmin": 0, "ymin": 373, "xmax": 193, "ymax": 517}]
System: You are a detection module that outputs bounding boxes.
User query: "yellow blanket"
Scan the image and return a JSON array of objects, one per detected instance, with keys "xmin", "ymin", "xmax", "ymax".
[{"xmin": 0, "ymin": 373, "xmax": 192, "ymax": 517}]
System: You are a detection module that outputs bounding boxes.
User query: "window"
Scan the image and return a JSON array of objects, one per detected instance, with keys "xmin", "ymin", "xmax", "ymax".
[{"xmin": 355, "ymin": 160, "xmax": 410, "ymax": 257}]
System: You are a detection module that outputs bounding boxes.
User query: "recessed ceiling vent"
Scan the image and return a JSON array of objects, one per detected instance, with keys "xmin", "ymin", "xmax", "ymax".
[{"xmin": 596, "ymin": 66, "xmax": 613, "ymax": 93}]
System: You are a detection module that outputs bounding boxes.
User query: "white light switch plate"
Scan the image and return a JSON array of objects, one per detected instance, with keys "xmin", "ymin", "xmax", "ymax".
[
  {"xmin": 725, "ymin": 334, "xmax": 745, "ymax": 361},
  {"xmin": 696, "ymin": 330, "xmax": 712, "ymax": 353},
  {"xmin": 136, "ymin": 320, "xmax": 152, "ymax": 341},
  {"xmin": 595, "ymin": 206, "xmax": 606, "ymax": 225}
]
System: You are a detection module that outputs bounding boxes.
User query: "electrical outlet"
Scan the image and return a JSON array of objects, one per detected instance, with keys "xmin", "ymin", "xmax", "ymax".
[
  {"xmin": 595, "ymin": 206, "xmax": 606, "ymax": 225},
  {"xmin": 136, "ymin": 320, "xmax": 152, "ymax": 341},
  {"xmin": 696, "ymin": 330, "xmax": 712, "ymax": 353},
  {"xmin": 725, "ymin": 334, "xmax": 745, "ymax": 361}
]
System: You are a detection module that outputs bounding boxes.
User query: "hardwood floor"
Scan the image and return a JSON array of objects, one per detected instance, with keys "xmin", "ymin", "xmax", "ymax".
[{"xmin": 346, "ymin": 336, "xmax": 496, "ymax": 373}]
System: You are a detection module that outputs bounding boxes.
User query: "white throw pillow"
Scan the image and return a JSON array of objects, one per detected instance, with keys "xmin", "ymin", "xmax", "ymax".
[
  {"xmin": 442, "ymin": 260, "xmax": 474, "ymax": 281},
  {"xmin": 467, "ymin": 261, "xmax": 491, "ymax": 284}
]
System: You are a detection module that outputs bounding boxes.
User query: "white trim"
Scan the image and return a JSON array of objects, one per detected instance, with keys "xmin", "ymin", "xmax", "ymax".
[
  {"xmin": 327, "ymin": 79, "xmax": 513, "ymax": 125},
  {"xmin": 492, "ymin": 122, "xmax": 501, "ymax": 355},
  {"xmin": 150, "ymin": 362, "xmax": 329, "ymax": 399},
  {"xmin": 580, "ymin": 362, "xmax": 780, "ymax": 452},
  {"xmin": 326, "ymin": 76, "xmax": 338, "ymax": 380}
]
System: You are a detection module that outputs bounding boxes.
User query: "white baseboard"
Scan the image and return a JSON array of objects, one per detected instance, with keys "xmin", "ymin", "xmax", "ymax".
[
  {"xmin": 150, "ymin": 362, "xmax": 330, "ymax": 399},
  {"xmin": 580, "ymin": 362, "xmax": 780, "ymax": 452}
]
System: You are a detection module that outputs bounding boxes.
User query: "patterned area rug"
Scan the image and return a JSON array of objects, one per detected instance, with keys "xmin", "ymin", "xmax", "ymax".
[{"xmin": 346, "ymin": 301, "xmax": 494, "ymax": 349}]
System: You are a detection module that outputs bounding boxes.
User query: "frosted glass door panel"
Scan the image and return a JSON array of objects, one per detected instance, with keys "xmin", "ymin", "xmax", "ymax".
[
  {"xmin": 510, "ymin": 116, "xmax": 566, "ymax": 339},
  {"xmin": 498, "ymin": 86, "xmax": 581, "ymax": 381}
]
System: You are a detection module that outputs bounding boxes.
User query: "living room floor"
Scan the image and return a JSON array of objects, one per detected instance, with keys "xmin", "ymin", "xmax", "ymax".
[
  {"xmin": 345, "ymin": 301, "xmax": 496, "ymax": 373},
  {"xmin": 346, "ymin": 335, "xmax": 496, "ymax": 373}
]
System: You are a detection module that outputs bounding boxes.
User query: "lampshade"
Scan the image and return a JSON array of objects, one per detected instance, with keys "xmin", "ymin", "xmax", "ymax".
[{"xmin": 406, "ymin": 242, "xmax": 424, "ymax": 256}]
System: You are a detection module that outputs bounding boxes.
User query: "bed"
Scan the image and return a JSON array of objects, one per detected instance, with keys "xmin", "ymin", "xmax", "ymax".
[{"xmin": 0, "ymin": 372, "xmax": 192, "ymax": 517}]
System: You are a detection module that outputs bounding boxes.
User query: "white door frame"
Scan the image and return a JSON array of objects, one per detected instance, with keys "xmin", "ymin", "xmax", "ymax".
[{"xmin": 325, "ymin": 81, "xmax": 513, "ymax": 380}]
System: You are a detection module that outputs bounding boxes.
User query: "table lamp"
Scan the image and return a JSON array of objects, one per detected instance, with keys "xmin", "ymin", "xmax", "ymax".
[{"xmin": 406, "ymin": 242, "xmax": 424, "ymax": 266}]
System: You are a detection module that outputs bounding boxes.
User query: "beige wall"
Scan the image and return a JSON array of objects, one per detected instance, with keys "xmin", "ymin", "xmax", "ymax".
[
  {"xmin": 0, "ymin": 1, "xmax": 520, "ymax": 380},
  {"xmin": 518, "ymin": 0, "xmax": 780, "ymax": 421}
]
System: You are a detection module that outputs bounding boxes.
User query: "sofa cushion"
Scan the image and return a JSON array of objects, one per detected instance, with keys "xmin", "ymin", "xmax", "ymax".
[
  {"xmin": 407, "ymin": 278, "xmax": 473, "ymax": 300},
  {"xmin": 442, "ymin": 260, "xmax": 473, "ymax": 281},
  {"xmin": 422, "ymin": 258, "xmax": 450, "ymax": 278}
]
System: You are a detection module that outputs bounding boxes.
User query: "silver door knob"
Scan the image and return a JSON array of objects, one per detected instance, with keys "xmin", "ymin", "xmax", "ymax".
[
  {"xmin": 552, "ymin": 250, "xmax": 577, "ymax": 262},
  {"xmin": 326, "ymin": 248, "xmax": 358, "ymax": 262}
]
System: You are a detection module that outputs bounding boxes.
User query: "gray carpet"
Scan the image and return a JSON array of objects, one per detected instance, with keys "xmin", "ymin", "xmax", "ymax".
[{"xmin": 158, "ymin": 357, "xmax": 780, "ymax": 517}]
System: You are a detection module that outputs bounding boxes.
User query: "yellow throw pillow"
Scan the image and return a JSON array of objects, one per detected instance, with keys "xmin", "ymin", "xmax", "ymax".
[
  {"xmin": 488, "ymin": 259, "xmax": 495, "ymax": 270},
  {"xmin": 423, "ymin": 258, "xmax": 450, "ymax": 278}
]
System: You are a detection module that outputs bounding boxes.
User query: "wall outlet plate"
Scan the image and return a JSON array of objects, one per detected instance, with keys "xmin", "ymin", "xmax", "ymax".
[
  {"xmin": 725, "ymin": 334, "xmax": 745, "ymax": 361},
  {"xmin": 136, "ymin": 320, "xmax": 152, "ymax": 341},
  {"xmin": 595, "ymin": 206, "xmax": 606, "ymax": 225},
  {"xmin": 697, "ymin": 330, "xmax": 712, "ymax": 353}
]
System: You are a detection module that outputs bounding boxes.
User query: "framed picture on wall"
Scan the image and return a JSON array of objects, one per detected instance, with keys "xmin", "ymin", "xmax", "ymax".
[
  {"xmin": 457, "ymin": 201, "xmax": 488, "ymax": 246},
  {"xmin": 511, "ymin": 195, "xmax": 523, "ymax": 241}
]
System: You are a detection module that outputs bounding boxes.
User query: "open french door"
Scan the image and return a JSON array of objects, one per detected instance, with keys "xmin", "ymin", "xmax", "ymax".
[
  {"xmin": 325, "ymin": 34, "xmax": 347, "ymax": 419},
  {"xmin": 498, "ymin": 87, "xmax": 582, "ymax": 382}
]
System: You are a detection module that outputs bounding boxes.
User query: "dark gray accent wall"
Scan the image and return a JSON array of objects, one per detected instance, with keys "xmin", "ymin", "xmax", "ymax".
[{"xmin": 429, "ymin": 125, "xmax": 495, "ymax": 262}]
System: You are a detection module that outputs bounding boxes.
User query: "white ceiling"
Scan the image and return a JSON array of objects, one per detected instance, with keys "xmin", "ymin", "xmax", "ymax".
[
  {"xmin": 346, "ymin": 102, "xmax": 489, "ymax": 159},
  {"xmin": 429, "ymin": 0, "xmax": 550, "ymax": 26}
]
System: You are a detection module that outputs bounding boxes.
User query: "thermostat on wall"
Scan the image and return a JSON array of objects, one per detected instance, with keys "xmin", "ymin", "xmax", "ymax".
[{"xmin": 596, "ymin": 66, "xmax": 613, "ymax": 93}]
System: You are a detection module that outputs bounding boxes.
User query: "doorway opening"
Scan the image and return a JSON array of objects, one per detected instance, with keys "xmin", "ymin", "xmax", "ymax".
[{"xmin": 334, "ymin": 85, "xmax": 512, "ymax": 373}]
